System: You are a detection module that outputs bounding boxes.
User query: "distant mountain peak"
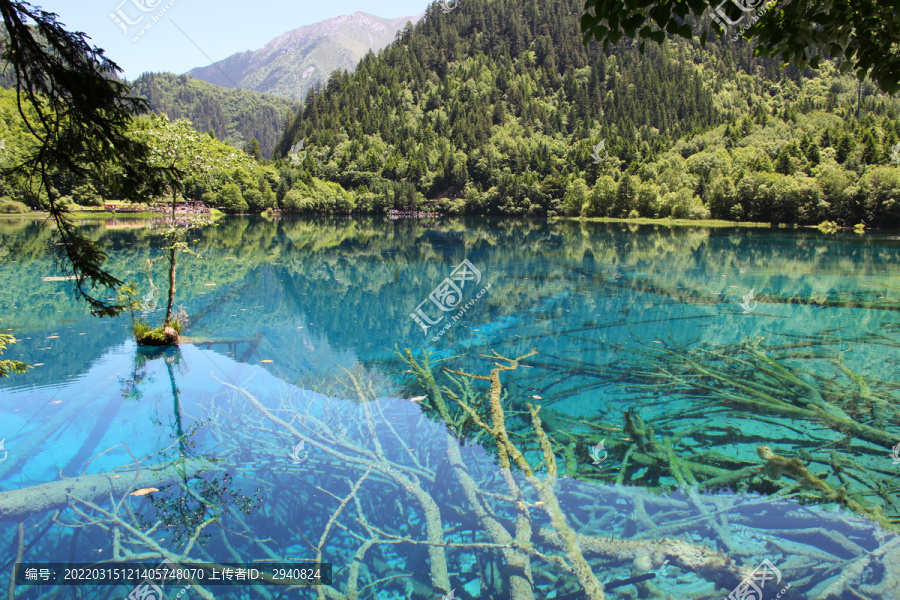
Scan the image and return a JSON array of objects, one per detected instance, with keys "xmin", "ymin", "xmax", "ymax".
[{"xmin": 186, "ymin": 11, "xmax": 423, "ymax": 101}]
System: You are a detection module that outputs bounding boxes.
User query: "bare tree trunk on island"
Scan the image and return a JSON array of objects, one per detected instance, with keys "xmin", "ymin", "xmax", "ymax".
[{"xmin": 164, "ymin": 189, "xmax": 177, "ymax": 326}]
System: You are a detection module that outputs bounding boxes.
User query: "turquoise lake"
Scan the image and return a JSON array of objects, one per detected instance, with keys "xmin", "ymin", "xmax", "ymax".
[{"xmin": 0, "ymin": 215, "xmax": 898, "ymax": 600}]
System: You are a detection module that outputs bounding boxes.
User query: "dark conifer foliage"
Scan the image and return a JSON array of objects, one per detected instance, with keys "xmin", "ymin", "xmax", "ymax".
[{"xmin": 277, "ymin": 0, "xmax": 726, "ymax": 204}]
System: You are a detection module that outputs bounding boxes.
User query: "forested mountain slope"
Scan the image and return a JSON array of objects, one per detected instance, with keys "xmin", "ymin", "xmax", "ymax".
[
  {"xmin": 274, "ymin": 0, "xmax": 900, "ymax": 226},
  {"xmin": 130, "ymin": 73, "xmax": 299, "ymax": 159}
]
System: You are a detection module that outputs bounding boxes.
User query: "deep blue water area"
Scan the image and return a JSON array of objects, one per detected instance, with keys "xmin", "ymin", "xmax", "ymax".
[{"xmin": 1, "ymin": 216, "xmax": 898, "ymax": 600}]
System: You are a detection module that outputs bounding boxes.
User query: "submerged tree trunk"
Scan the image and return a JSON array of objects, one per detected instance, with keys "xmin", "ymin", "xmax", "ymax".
[
  {"xmin": 164, "ymin": 189, "xmax": 177, "ymax": 326},
  {"xmin": 165, "ymin": 354, "xmax": 187, "ymax": 457},
  {"xmin": 0, "ymin": 458, "xmax": 213, "ymax": 522}
]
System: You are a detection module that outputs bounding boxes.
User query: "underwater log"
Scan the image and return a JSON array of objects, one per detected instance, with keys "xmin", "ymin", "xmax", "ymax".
[
  {"xmin": 538, "ymin": 527, "xmax": 750, "ymax": 593},
  {"xmin": 0, "ymin": 458, "xmax": 213, "ymax": 523}
]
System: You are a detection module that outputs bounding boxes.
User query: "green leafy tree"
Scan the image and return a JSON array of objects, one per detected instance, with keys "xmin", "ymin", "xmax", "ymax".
[
  {"xmin": 635, "ymin": 181, "xmax": 660, "ymax": 217},
  {"xmin": 71, "ymin": 182, "xmax": 102, "ymax": 206},
  {"xmin": 243, "ymin": 188, "xmax": 262, "ymax": 211},
  {"xmin": 282, "ymin": 188, "xmax": 312, "ymax": 212},
  {"xmin": 131, "ymin": 115, "xmax": 251, "ymax": 335},
  {"xmin": 614, "ymin": 174, "xmax": 638, "ymax": 217},
  {"xmin": 246, "ymin": 137, "xmax": 261, "ymax": 161},
  {"xmin": 259, "ymin": 178, "xmax": 277, "ymax": 210},
  {"xmin": 708, "ymin": 176, "xmax": 736, "ymax": 219},
  {"xmin": 217, "ymin": 183, "xmax": 248, "ymax": 213},
  {"xmin": 585, "ymin": 175, "xmax": 617, "ymax": 217},
  {"xmin": 775, "ymin": 148, "xmax": 795, "ymax": 175},
  {"xmin": 860, "ymin": 130, "xmax": 882, "ymax": 165},
  {"xmin": 805, "ymin": 140, "xmax": 821, "ymax": 166},
  {"xmin": 580, "ymin": 0, "xmax": 900, "ymax": 94},
  {"xmin": 860, "ymin": 167, "xmax": 900, "ymax": 226},
  {"xmin": 562, "ymin": 178, "xmax": 589, "ymax": 216},
  {"xmin": 836, "ymin": 134, "xmax": 854, "ymax": 164},
  {"xmin": 448, "ymin": 151, "xmax": 469, "ymax": 189}
]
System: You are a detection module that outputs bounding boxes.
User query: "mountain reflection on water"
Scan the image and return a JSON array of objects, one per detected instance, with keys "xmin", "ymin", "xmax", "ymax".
[{"xmin": 0, "ymin": 215, "xmax": 898, "ymax": 600}]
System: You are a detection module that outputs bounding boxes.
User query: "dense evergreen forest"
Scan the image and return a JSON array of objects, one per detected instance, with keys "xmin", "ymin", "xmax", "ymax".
[
  {"xmin": 2, "ymin": 0, "xmax": 900, "ymax": 226},
  {"xmin": 274, "ymin": 0, "xmax": 900, "ymax": 226}
]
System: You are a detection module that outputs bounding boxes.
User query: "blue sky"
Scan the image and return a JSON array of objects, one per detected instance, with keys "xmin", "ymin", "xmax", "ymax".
[{"xmin": 35, "ymin": 0, "xmax": 429, "ymax": 81}]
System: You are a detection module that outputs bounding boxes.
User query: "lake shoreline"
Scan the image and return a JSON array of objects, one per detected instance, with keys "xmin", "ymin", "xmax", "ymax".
[
  {"xmin": 0, "ymin": 212, "xmax": 890, "ymax": 233},
  {"xmin": 0, "ymin": 211, "xmax": 768, "ymax": 227}
]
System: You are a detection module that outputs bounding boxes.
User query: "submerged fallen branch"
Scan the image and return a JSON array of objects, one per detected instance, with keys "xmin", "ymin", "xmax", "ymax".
[
  {"xmin": 394, "ymin": 346, "xmax": 899, "ymax": 599},
  {"xmin": 757, "ymin": 444, "xmax": 895, "ymax": 531},
  {"xmin": 0, "ymin": 458, "xmax": 213, "ymax": 523},
  {"xmin": 539, "ymin": 528, "xmax": 746, "ymax": 593}
]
